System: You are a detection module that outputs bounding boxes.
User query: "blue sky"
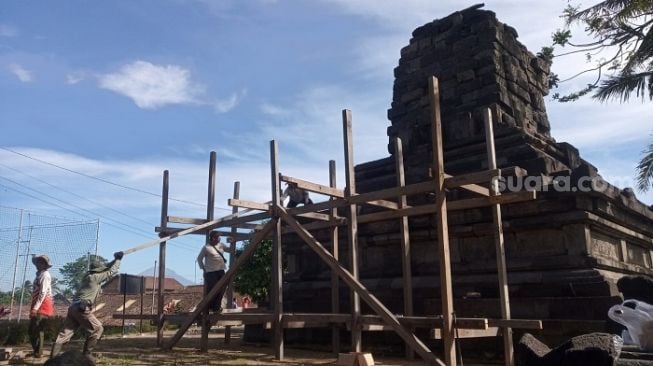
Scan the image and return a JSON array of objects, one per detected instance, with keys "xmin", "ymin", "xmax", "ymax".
[{"xmin": 1, "ymin": 0, "xmax": 652, "ymax": 285}]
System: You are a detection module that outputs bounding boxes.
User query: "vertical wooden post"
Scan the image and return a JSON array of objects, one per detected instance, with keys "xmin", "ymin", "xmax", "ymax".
[
  {"xmin": 395, "ymin": 137, "xmax": 414, "ymax": 360},
  {"xmin": 342, "ymin": 109, "xmax": 361, "ymax": 352},
  {"xmin": 270, "ymin": 140, "xmax": 284, "ymax": 360},
  {"xmin": 156, "ymin": 170, "xmax": 169, "ymax": 347},
  {"xmin": 225, "ymin": 181, "xmax": 240, "ymax": 344},
  {"xmin": 483, "ymin": 109, "xmax": 513, "ymax": 366},
  {"xmin": 329, "ymin": 160, "xmax": 341, "ymax": 354},
  {"xmin": 429, "ymin": 77, "xmax": 456, "ymax": 366},
  {"xmin": 200, "ymin": 151, "xmax": 217, "ymax": 352}
]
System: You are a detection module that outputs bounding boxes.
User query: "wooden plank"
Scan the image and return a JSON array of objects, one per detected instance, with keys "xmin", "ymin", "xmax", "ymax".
[
  {"xmin": 164, "ymin": 220, "xmax": 277, "ymax": 350},
  {"xmin": 348, "ymin": 181, "xmax": 435, "ymax": 205},
  {"xmin": 284, "ymin": 313, "xmax": 351, "ymax": 323},
  {"xmin": 394, "ymin": 137, "xmax": 414, "ymax": 360},
  {"xmin": 431, "ymin": 327, "xmax": 500, "ymax": 339},
  {"xmin": 366, "ymin": 199, "xmax": 400, "ymax": 210},
  {"xmin": 295, "ymin": 211, "xmax": 332, "ymax": 221},
  {"xmin": 123, "ymin": 210, "xmax": 270, "ymax": 256},
  {"xmin": 270, "ymin": 140, "xmax": 284, "ymax": 361},
  {"xmin": 302, "ymin": 191, "xmax": 534, "ymax": 226},
  {"xmin": 445, "ymin": 173, "xmax": 490, "ymax": 196},
  {"xmin": 430, "ymin": 76, "xmax": 456, "ymax": 366},
  {"xmin": 447, "ymin": 191, "xmax": 536, "ymax": 211},
  {"xmin": 329, "ymin": 160, "xmax": 340, "ymax": 355},
  {"xmin": 487, "ymin": 319, "xmax": 542, "ymax": 329},
  {"xmin": 280, "ymin": 174, "xmax": 345, "ymax": 198},
  {"xmin": 156, "ymin": 170, "xmax": 169, "ymax": 347},
  {"xmin": 444, "ymin": 169, "xmax": 500, "ymax": 189},
  {"xmin": 225, "ymin": 181, "xmax": 240, "ymax": 344},
  {"xmin": 200, "ymin": 151, "xmax": 217, "ymax": 353},
  {"xmin": 342, "ymin": 109, "xmax": 361, "ymax": 353},
  {"xmin": 211, "ymin": 211, "xmax": 271, "ymax": 229},
  {"xmin": 228, "ymin": 198, "xmax": 270, "ymax": 212},
  {"xmin": 279, "ymin": 209, "xmax": 444, "ymax": 366},
  {"xmin": 483, "ymin": 109, "xmax": 513, "ymax": 366},
  {"xmin": 167, "ymin": 216, "xmax": 208, "ymax": 225},
  {"xmin": 155, "ymin": 227, "xmax": 250, "ymax": 241},
  {"xmin": 357, "ymin": 315, "xmax": 487, "ymax": 329}
]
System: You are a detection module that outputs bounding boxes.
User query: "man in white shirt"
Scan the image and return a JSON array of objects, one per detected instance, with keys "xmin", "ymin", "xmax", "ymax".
[{"xmin": 197, "ymin": 231, "xmax": 229, "ymax": 312}]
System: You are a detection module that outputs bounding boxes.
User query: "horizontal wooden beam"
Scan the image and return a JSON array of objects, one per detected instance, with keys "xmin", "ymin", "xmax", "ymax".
[
  {"xmin": 431, "ymin": 327, "xmax": 500, "ymax": 339},
  {"xmin": 444, "ymin": 173, "xmax": 489, "ymax": 196},
  {"xmin": 366, "ymin": 199, "xmax": 400, "ymax": 210},
  {"xmin": 357, "ymin": 191, "xmax": 535, "ymax": 224},
  {"xmin": 447, "ymin": 190, "xmax": 536, "ymax": 211},
  {"xmin": 212, "ymin": 211, "xmax": 271, "ymax": 229},
  {"xmin": 487, "ymin": 318, "xmax": 542, "ymax": 329},
  {"xmin": 167, "ymin": 216, "xmax": 208, "ymax": 225},
  {"xmin": 280, "ymin": 174, "xmax": 345, "ymax": 198},
  {"xmin": 228, "ymin": 198, "xmax": 270, "ymax": 212},
  {"xmin": 444, "ymin": 169, "xmax": 500, "ymax": 189},
  {"xmin": 348, "ymin": 181, "xmax": 435, "ymax": 205},
  {"xmin": 155, "ymin": 227, "xmax": 251, "ymax": 241},
  {"xmin": 357, "ymin": 315, "xmax": 488, "ymax": 330},
  {"xmin": 295, "ymin": 211, "xmax": 333, "ymax": 221}
]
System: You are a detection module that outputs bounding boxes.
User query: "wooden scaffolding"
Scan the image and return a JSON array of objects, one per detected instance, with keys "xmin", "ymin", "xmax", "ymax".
[{"xmin": 131, "ymin": 77, "xmax": 543, "ymax": 366}]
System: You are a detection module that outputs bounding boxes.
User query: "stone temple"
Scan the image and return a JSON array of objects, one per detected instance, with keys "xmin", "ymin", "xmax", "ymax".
[{"xmin": 279, "ymin": 6, "xmax": 653, "ymax": 351}]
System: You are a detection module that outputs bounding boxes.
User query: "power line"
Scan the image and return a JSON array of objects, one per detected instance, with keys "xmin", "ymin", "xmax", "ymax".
[
  {"xmin": 0, "ymin": 146, "xmax": 231, "ymax": 211},
  {"xmin": 0, "ymin": 163, "xmax": 157, "ymax": 228},
  {"xmin": 0, "ymin": 179, "xmax": 200, "ymax": 250}
]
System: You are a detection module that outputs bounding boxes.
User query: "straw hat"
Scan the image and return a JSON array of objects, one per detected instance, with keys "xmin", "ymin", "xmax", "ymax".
[{"xmin": 32, "ymin": 255, "xmax": 53, "ymax": 268}]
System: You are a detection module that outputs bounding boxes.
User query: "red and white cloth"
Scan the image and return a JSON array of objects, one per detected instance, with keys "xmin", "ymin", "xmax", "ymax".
[{"xmin": 31, "ymin": 270, "xmax": 54, "ymax": 316}]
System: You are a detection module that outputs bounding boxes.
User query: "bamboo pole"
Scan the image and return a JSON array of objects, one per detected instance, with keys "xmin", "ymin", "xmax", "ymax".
[
  {"xmin": 329, "ymin": 160, "xmax": 340, "ymax": 354},
  {"xmin": 156, "ymin": 170, "xmax": 169, "ymax": 347},
  {"xmin": 429, "ymin": 76, "xmax": 456, "ymax": 366},
  {"xmin": 225, "ymin": 181, "xmax": 240, "ymax": 344},
  {"xmin": 342, "ymin": 109, "xmax": 361, "ymax": 352},
  {"xmin": 200, "ymin": 152, "xmax": 217, "ymax": 352},
  {"xmin": 483, "ymin": 109, "xmax": 514, "ymax": 366},
  {"xmin": 270, "ymin": 140, "xmax": 284, "ymax": 360},
  {"xmin": 395, "ymin": 137, "xmax": 414, "ymax": 360}
]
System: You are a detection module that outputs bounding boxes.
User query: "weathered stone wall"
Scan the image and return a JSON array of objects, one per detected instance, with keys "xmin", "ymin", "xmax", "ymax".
[
  {"xmin": 387, "ymin": 8, "xmax": 550, "ymax": 158},
  {"xmin": 278, "ymin": 6, "xmax": 653, "ymax": 350}
]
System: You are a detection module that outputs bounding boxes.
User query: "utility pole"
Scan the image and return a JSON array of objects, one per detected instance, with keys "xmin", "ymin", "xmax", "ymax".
[
  {"xmin": 151, "ymin": 260, "xmax": 157, "ymax": 315},
  {"xmin": 9, "ymin": 209, "xmax": 24, "ymax": 321},
  {"xmin": 17, "ymin": 227, "xmax": 33, "ymax": 322}
]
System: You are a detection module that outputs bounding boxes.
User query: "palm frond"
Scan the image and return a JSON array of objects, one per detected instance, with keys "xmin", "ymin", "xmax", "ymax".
[
  {"xmin": 623, "ymin": 26, "xmax": 653, "ymax": 73},
  {"xmin": 636, "ymin": 139, "xmax": 653, "ymax": 192},
  {"xmin": 594, "ymin": 71, "xmax": 653, "ymax": 101}
]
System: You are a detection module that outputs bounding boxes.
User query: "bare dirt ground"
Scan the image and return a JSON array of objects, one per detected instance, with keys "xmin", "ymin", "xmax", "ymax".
[{"xmin": 9, "ymin": 326, "xmax": 456, "ymax": 366}]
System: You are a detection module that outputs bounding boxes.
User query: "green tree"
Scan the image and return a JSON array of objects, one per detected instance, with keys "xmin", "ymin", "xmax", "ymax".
[
  {"xmin": 234, "ymin": 239, "xmax": 272, "ymax": 304},
  {"xmin": 545, "ymin": 0, "xmax": 653, "ymax": 102},
  {"xmin": 60, "ymin": 255, "xmax": 107, "ymax": 294},
  {"xmin": 544, "ymin": 0, "xmax": 653, "ymax": 191}
]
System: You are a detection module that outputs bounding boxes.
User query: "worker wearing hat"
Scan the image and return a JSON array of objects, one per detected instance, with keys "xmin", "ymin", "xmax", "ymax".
[
  {"xmin": 29, "ymin": 254, "xmax": 54, "ymax": 358},
  {"xmin": 49, "ymin": 251, "xmax": 124, "ymax": 361}
]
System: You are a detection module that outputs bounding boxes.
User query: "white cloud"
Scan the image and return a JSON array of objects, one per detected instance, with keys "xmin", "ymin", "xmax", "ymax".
[
  {"xmin": 66, "ymin": 72, "xmax": 86, "ymax": 85},
  {"xmin": 98, "ymin": 61, "xmax": 202, "ymax": 109},
  {"xmin": 97, "ymin": 60, "xmax": 243, "ymax": 113},
  {"xmin": 0, "ymin": 24, "xmax": 18, "ymax": 37},
  {"xmin": 214, "ymin": 89, "xmax": 246, "ymax": 113},
  {"xmin": 7, "ymin": 63, "xmax": 33, "ymax": 82}
]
